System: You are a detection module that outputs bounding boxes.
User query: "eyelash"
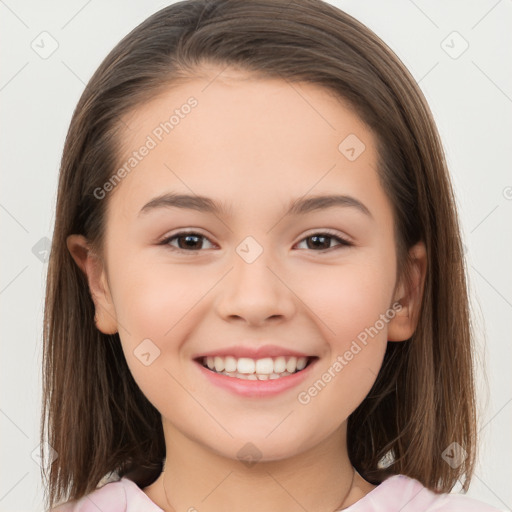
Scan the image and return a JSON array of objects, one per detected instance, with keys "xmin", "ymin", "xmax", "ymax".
[{"xmin": 159, "ymin": 230, "xmax": 353, "ymax": 253}]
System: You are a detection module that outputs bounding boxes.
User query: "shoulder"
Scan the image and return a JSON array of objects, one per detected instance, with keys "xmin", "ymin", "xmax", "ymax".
[
  {"xmin": 51, "ymin": 476, "xmax": 164, "ymax": 512},
  {"xmin": 346, "ymin": 474, "xmax": 505, "ymax": 512}
]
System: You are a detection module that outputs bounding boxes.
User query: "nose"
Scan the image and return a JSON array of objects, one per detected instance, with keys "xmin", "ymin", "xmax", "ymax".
[{"xmin": 214, "ymin": 246, "xmax": 296, "ymax": 327}]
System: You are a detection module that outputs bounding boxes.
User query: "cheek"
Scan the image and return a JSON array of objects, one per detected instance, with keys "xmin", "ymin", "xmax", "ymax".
[
  {"xmin": 109, "ymin": 254, "xmax": 208, "ymax": 341},
  {"xmin": 109, "ymin": 257, "xmax": 213, "ymax": 395},
  {"xmin": 111, "ymin": 266, "xmax": 199, "ymax": 417},
  {"xmin": 299, "ymin": 256, "xmax": 395, "ymax": 346},
  {"xmin": 293, "ymin": 257, "xmax": 394, "ymax": 413}
]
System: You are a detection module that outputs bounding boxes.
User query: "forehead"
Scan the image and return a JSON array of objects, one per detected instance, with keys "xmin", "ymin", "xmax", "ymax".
[{"xmin": 108, "ymin": 70, "xmax": 385, "ymax": 222}]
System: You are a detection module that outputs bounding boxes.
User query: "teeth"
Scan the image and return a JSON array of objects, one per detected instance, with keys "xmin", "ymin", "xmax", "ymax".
[
  {"xmin": 286, "ymin": 357, "xmax": 297, "ymax": 373},
  {"xmin": 217, "ymin": 371, "xmax": 293, "ymax": 380},
  {"xmin": 274, "ymin": 356, "xmax": 286, "ymax": 373},
  {"xmin": 255, "ymin": 358, "xmax": 274, "ymax": 375},
  {"xmin": 214, "ymin": 356, "xmax": 225, "ymax": 372},
  {"xmin": 297, "ymin": 357, "xmax": 307, "ymax": 370},
  {"xmin": 202, "ymin": 355, "xmax": 310, "ymax": 378},
  {"xmin": 224, "ymin": 356, "xmax": 237, "ymax": 373},
  {"xmin": 237, "ymin": 372, "xmax": 258, "ymax": 380},
  {"xmin": 237, "ymin": 358, "xmax": 255, "ymax": 374}
]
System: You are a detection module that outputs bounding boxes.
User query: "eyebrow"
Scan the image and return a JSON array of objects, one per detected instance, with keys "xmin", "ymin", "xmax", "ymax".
[{"xmin": 138, "ymin": 192, "xmax": 372, "ymax": 219}]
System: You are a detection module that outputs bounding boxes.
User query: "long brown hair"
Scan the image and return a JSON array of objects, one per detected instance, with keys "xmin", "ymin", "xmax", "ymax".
[{"xmin": 41, "ymin": 0, "xmax": 477, "ymax": 509}]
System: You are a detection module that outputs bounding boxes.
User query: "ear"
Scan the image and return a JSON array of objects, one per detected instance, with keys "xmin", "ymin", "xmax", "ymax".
[
  {"xmin": 66, "ymin": 234, "xmax": 118, "ymax": 335},
  {"xmin": 387, "ymin": 241, "xmax": 427, "ymax": 342}
]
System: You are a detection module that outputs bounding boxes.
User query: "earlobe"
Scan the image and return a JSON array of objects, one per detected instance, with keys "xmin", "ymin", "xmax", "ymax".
[
  {"xmin": 66, "ymin": 234, "xmax": 118, "ymax": 335},
  {"xmin": 387, "ymin": 241, "xmax": 427, "ymax": 342}
]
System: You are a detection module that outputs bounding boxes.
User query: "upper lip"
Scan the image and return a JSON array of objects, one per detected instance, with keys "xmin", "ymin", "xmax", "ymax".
[{"xmin": 193, "ymin": 344, "xmax": 313, "ymax": 360}]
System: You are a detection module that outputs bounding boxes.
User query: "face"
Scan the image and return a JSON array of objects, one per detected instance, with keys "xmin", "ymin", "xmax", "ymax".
[{"xmin": 70, "ymin": 68, "xmax": 423, "ymax": 463}]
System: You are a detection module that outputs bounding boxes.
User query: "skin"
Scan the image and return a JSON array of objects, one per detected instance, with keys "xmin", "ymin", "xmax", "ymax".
[{"xmin": 68, "ymin": 67, "xmax": 427, "ymax": 512}]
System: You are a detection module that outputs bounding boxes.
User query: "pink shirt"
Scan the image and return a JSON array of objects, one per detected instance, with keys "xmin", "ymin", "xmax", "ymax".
[{"xmin": 52, "ymin": 473, "xmax": 504, "ymax": 511}]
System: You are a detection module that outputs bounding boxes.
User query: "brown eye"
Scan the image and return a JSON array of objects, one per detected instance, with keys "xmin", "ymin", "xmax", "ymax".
[
  {"xmin": 295, "ymin": 232, "xmax": 352, "ymax": 251},
  {"xmin": 161, "ymin": 232, "xmax": 215, "ymax": 252}
]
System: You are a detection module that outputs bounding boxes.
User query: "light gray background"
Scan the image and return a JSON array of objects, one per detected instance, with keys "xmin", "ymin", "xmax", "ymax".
[{"xmin": 1, "ymin": 1, "xmax": 511, "ymax": 511}]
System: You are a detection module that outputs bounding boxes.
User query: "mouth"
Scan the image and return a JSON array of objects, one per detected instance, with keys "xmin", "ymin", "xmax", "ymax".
[{"xmin": 196, "ymin": 355, "xmax": 318, "ymax": 381}]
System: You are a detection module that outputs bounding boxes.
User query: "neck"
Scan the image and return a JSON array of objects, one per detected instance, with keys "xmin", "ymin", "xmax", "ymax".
[{"xmin": 144, "ymin": 420, "xmax": 376, "ymax": 512}]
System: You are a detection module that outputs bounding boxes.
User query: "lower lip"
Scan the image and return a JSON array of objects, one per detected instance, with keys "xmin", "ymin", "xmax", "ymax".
[{"xmin": 195, "ymin": 359, "xmax": 316, "ymax": 398}]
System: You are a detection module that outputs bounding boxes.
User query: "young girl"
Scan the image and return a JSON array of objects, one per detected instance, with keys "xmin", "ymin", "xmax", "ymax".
[{"xmin": 41, "ymin": 1, "xmax": 503, "ymax": 511}]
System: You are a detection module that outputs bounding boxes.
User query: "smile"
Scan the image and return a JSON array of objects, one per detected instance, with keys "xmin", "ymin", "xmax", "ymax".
[{"xmin": 199, "ymin": 355, "xmax": 315, "ymax": 380}]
